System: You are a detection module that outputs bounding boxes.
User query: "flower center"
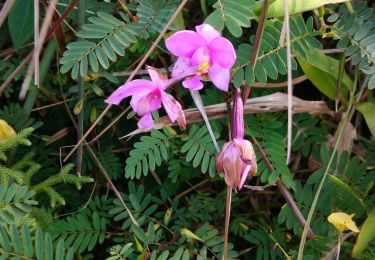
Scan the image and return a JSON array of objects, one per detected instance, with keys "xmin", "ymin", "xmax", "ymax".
[{"xmin": 198, "ymin": 61, "xmax": 210, "ymax": 73}]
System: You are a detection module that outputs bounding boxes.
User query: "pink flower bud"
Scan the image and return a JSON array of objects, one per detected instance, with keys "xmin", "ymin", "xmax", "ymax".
[{"xmin": 216, "ymin": 138, "xmax": 257, "ymax": 190}]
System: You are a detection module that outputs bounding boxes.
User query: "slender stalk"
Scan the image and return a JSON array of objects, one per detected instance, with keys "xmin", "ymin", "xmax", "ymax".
[
  {"xmin": 242, "ymin": 0, "xmax": 270, "ymax": 102},
  {"xmin": 34, "ymin": 0, "xmax": 39, "ymax": 86},
  {"xmin": 19, "ymin": 0, "xmax": 57, "ymax": 100},
  {"xmin": 64, "ymin": 0, "xmax": 190, "ymax": 162},
  {"xmin": 251, "ymin": 136, "xmax": 315, "ymax": 239},
  {"xmin": 76, "ymin": 0, "xmax": 86, "ymax": 176},
  {"xmin": 223, "ymin": 187, "xmax": 232, "ymax": 260},
  {"xmin": 297, "ymin": 68, "xmax": 359, "ymax": 260},
  {"xmin": 58, "ymin": 81, "xmax": 139, "ymax": 227},
  {"xmin": 336, "ymin": 234, "xmax": 341, "ymax": 260},
  {"xmin": 85, "ymin": 147, "xmax": 139, "ymax": 226},
  {"xmin": 190, "ymin": 90, "xmax": 220, "ymax": 153},
  {"xmin": 0, "ymin": 0, "xmax": 16, "ymax": 27},
  {"xmin": 284, "ymin": 0, "xmax": 293, "ymax": 165},
  {"xmin": 335, "ymin": 53, "xmax": 345, "ymax": 112}
]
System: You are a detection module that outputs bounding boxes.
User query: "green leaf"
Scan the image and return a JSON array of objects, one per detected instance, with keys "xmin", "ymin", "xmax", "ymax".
[
  {"xmin": 8, "ymin": 0, "xmax": 34, "ymax": 50},
  {"xmin": 256, "ymin": 0, "xmax": 348, "ymax": 18},
  {"xmin": 352, "ymin": 207, "xmax": 375, "ymax": 258},
  {"xmin": 296, "ymin": 49, "xmax": 353, "ymax": 100},
  {"xmin": 356, "ymin": 102, "xmax": 375, "ymax": 138},
  {"xmin": 205, "ymin": 0, "xmax": 254, "ymax": 37}
]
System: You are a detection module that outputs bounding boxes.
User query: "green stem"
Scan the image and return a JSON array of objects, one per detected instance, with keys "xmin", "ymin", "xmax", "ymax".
[
  {"xmin": 77, "ymin": 0, "xmax": 86, "ymax": 176},
  {"xmin": 242, "ymin": 0, "xmax": 270, "ymax": 102},
  {"xmin": 345, "ymin": 2, "xmax": 354, "ymax": 14},
  {"xmin": 297, "ymin": 68, "xmax": 359, "ymax": 260}
]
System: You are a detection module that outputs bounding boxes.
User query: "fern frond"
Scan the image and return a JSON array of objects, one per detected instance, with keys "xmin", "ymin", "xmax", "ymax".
[
  {"xmin": 109, "ymin": 182, "xmax": 160, "ymax": 229},
  {"xmin": 135, "ymin": 0, "xmax": 180, "ymax": 37},
  {"xmin": 31, "ymin": 163, "xmax": 94, "ymax": 207},
  {"xmin": 246, "ymin": 117, "xmax": 296, "ymax": 189},
  {"xmin": 205, "ymin": 0, "xmax": 255, "ymax": 37},
  {"xmin": 194, "ymin": 222, "xmax": 238, "ymax": 259},
  {"xmin": 180, "ymin": 125, "xmax": 217, "ymax": 177},
  {"xmin": 330, "ymin": 2, "xmax": 375, "ymax": 88},
  {"xmin": 60, "ymin": 12, "xmax": 138, "ymax": 79},
  {"xmin": 292, "ymin": 113, "xmax": 327, "ymax": 157},
  {"xmin": 233, "ymin": 15, "xmax": 321, "ymax": 86},
  {"xmin": 0, "ymin": 225, "xmax": 75, "ymax": 259},
  {"xmin": 0, "ymin": 166, "xmax": 24, "ymax": 184},
  {"xmin": 99, "ymin": 150, "xmax": 122, "ymax": 180},
  {"xmin": 107, "ymin": 243, "xmax": 134, "ymax": 260},
  {"xmin": 49, "ymin": 211, "xmax": 107, "ymax": 253},
  {"xmin": 125, "ymin": 129, "xmax": 174, "ymax": 180},
  {"xmin": 60, "ymin": 0, "xmax": 180, "ymax": 79},
  {"xmin": 0, "ymin": 127, "xmax": 33, "ymax": 161},
  {"xmin": 0, "ymin": 183, "xmax": 37, "ymax": 225},
  {"xmin": 0, "ymin": 103, "xmax": 42, "ymax": 130}
]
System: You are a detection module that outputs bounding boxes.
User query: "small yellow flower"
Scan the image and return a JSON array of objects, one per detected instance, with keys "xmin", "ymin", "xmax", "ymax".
[
  {"xmin": 327, "ymin": 212, "xmax": 360, "ymax": 233},
  {"xmin": 0, "ymin": 119, "xmax": 16, "ymax": 141}
]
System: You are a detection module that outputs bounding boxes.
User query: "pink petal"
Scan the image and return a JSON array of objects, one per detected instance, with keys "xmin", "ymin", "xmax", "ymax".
[
  {"xmin": 165, "ymin": 30, "xmax": 206, "ymax": 57},
  {"xmin": 216, "ymin": 142, "xmax": 231, "ymax": 173},
  {"xmin": 191, "ymin": 46, "xmax": 210, "ymax": 66},
  {"xmin": 182, "ymin": 76, "xmax": 203, "ymax": 90},
  {"xmin": 238, "ymin": 165, "xmax": 251, "ymax": 190},
  {"xmin": 138, "ymin": 113, "xmax": 154, "ymax": 130},
  {"xmin": 209, "ymin": 37, "xmax": 236, "ymax": 68},
  {"xmin": 105, "ymin": 80, "xmax": 154, "ymax": 105},
  {"xmin": 146, "ymin": 65, "xmax": 169, "ymax": 88},
  {"xmin": 161, "ymin": 92, "xmax": 186, "ymax": 129},
  {"xmin": 135, "ymin": 89, "xmax": 162, "ymax": 116},
  {"xmin": 196, "ymin": 24, "xmax": 221, "ymax": 44},
  {"xmin": 208, "ymin": 64, "xmax": 230, "ymax": 91},
  {"xmin": 223, "ymin": 142, "xmax": 242, "ymax": 189},
  {"xmin": 172, "ymin": 57, "xmax": 196, "ymax": 78}
]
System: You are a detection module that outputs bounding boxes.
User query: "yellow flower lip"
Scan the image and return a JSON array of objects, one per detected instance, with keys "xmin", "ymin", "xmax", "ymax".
[
  {"xmin": 327, "ymin": 212, "xmax": 360, "ymax": 233},
  {"xmin": 198, "ymin": 61, "xmax": 210, "ymax": 73},
  {"xmin": 0, "ymin": 119, "xmax": 16, "ymax": 141}
]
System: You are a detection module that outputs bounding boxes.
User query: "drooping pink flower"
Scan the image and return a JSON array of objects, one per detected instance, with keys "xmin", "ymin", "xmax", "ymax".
[
  {"xmin": 216, "ymin": 138, "xmax": 257, "ymax": 190},
  {"xmin": 105, "ymin": 66, "xmax": 186, "ymax": 130},
  {"xmin": 165, "ymin": 24, "xmax": 236, "ymax": 92},
  {"xmin": 216, "ymin": 89, "xmax": 257, "ymax": 190}
]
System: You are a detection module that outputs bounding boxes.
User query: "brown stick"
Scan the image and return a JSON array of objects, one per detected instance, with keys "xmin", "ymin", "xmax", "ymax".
[
  {"xmin": 0, "ymin": 0, "xmax": 16, "ymax": 27},
  {"xmin": 242, "ymin": 0, "xmax": 270, "ymax": 102},
  {"xmin": 251, "ymin": 137, "xmax": 315, "ymax": 239},
  {"xmin": 85, "ymin": 144, "xmax": 139, "ymax": 226},
  {"xmin": 63, "ymin": 0, "xmax": 190, "ymax": 162}
]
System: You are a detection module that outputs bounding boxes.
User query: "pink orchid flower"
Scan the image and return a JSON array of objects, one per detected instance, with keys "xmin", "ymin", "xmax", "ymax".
[
  {"xmin": 105, "ymin": 66, "xmax": 186, "ymax": 130},
  {"xmin": 165, "ymin": 24, "xmax": 236, "ymax": 92},
  {"xmin": 216, "ymin": 89, "xmax": 257, "ymax": 190}
]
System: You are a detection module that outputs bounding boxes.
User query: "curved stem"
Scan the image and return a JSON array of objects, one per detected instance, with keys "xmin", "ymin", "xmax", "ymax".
[{"xmin": 297, "ymin": 68, "xmax": 359, "ymax": 259}]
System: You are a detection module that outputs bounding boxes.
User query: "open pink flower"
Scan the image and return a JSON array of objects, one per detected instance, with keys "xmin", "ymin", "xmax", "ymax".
[
  {"xmin": 105, "ymin": 66, "xmax": 186, "ymax": 130},
  {"xmin": 165, "ymin": 24, "xmax": 236, "ymax": 92}
]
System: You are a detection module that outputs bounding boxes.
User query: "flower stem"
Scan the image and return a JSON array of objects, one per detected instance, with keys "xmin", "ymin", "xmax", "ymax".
[
  {"xmin": 223, "ymin": 186, "xmax": 232, "ymax": 260},
  {"xmin": 336, "ymin": 234, "xmax": 341, "ymax": 260},
  {"xmin": 190, "ymin": 90, "xmax": 220, "ymax": 153}
]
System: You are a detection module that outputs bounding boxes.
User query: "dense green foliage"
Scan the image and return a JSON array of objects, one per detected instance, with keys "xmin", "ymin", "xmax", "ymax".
[{"xmin": 0, "ymin": 0, "xmax": 375, "ymax": 259}]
